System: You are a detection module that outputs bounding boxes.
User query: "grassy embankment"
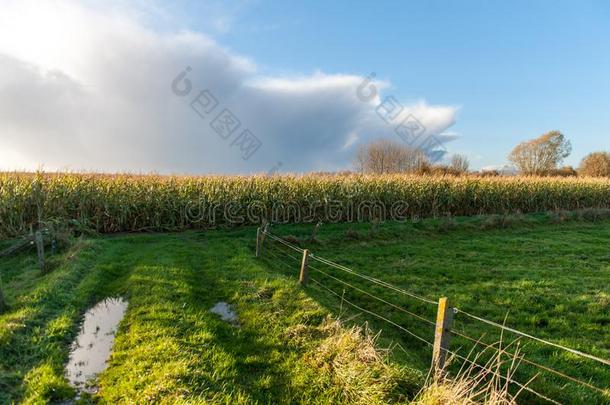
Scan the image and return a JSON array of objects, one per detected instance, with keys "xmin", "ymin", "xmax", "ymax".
[{"xmin": 0, "ymin": 213, "xmax": 609, "ymax": 404}]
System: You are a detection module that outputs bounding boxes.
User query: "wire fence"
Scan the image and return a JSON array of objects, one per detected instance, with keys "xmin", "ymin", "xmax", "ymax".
[{"xmin": 257, "ymin": 228, "xmax": 610, "ymax": 404}]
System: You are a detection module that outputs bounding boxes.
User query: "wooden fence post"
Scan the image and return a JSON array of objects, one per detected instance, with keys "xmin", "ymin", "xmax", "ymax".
[
  {"xmin": 255, "ymin": 227, "xmax": 262, "ymax": 257},
  {"xmin": 35, "ymin": 230, "xmax": 45, "ymax": 272},
  {"xmin": 260, "ymin": 227, "xmax": 267, "ymax": 247},
  {"xmin": 299, "ymin": 249, "xmax": 310, "ymax": 286},
  {"xmin": 255, "ymin": 226, "xmax": 268, "ymax": 258},
  {"xmin": 432, "ymin": 297, "xmax": 454, "ymax": 376}
]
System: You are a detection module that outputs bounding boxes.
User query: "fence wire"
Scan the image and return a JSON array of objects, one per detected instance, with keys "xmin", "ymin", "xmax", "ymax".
[
  {"xmin": 309, "ymin": 270, "xmax": 564, "ymax": 405},
  {"xmin": 440, "ymin": 347, "xmax": 563, "ymax": 405},
  {"xmin": 453, "ymin": 308, "xmax": 610, "ymax": 367},
  {"xmin": 259, "ymin": 229, "xmax": 610, "ymax": 403},
  {"xmin": 263, "ymin": 245, "xmax": 300, "ymax": 272},
  {"xmin": 309, "ymin": 264, "xmax": 436, "ymax": 328},
  {"xmin": 308, "ymin": 253, "xmax": 438, "ymax": 306},
  {"xmin": 309, "ymin": 276, "xmax": 434, "ymax": 347},
  {"xmin": 264, "ymin": 229, "xmax": 437, "ymax": 306},
  {"xmin": 449, "ymin": 328, "xmax": 608, "ymax": 395}
]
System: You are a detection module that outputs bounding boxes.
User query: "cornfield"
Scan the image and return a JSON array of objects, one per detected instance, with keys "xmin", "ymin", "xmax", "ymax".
[{"xmin": 1, "ymin": 172, "xmax": 609, "ymax": 237}]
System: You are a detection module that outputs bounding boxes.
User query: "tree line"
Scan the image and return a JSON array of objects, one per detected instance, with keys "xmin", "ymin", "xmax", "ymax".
[{"xmin": 355, "ymin": 131, "xmax": 610, "ymax": 177}]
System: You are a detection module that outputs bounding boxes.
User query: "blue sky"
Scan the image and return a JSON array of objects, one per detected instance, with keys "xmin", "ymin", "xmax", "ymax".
[
  {"xmin": 0, "ymin": 0, "xmax": 609, "ymax": 173},
  {"xmin": 178, "ymin": 0, "xmax": 610, "ymax": 169}
]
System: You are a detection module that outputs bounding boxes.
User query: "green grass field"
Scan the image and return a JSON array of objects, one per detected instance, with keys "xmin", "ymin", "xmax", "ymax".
[{"xmin": 0, "ymin": 214, "xmax": 609, "ymax": 404}]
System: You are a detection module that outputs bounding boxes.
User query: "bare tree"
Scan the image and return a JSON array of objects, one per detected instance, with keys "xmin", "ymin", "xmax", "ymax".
[
  {"xmin": 449, "ymin": 154, "xmax": 470, "ymax": 174},
  {"xmin": 508, "ymin": 131, "xmax": 571, "ymax": 175},
  {"xmin": 579, "ymin": 152, "xmax": 610, "ymax": 177},
  {"xmin": 355, "ymin": 138, "xmax": 428, "ymax": 174}
]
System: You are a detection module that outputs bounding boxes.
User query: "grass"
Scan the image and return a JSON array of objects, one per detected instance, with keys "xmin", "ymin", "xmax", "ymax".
[
  {"xmin": 0, "ymin": 213, "xmax": 609, "ymax": 403},
  {"xmin": 266, "ymin": 213, "xmax": 610, "ymax": 404},
  {"xmin": 0, "ymin": 228, "xmax": 420, "ymax": 404}
]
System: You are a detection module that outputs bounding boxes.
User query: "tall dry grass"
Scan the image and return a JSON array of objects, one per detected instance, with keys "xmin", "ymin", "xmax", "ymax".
[
  {"xmin": 415, "ymin": 340, "xmax": 531, "ymax": 405},
  {"xmin": 295, "ymin": 316, "xmax": 531, "ymax": 404},
  {"xmin": 299, "ymin": 317, "xmax": 420, "ymax": 404}
]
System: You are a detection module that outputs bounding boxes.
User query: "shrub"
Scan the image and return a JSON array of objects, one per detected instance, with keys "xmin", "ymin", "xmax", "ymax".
[
  {"xmin": 548, "ymin": 209, "xmax": 574, "ymax": 224},
  {"xmin": 437, "ymin": 215, "xmax": 458, "ymax": 232},
  {"xmin": 345, "ymin": 228, "xmax": 365, "ymax": 241},
  {"xmin": 546, "ymin": 166, "xmax": 577, "ymax": 177},
  {"xmin": 576, "ymin": 208, "xmax": 610, "ymax": 222},
  {"xmin": 478, "ymin": 170, "xmax": 500, "ymax": 177}
]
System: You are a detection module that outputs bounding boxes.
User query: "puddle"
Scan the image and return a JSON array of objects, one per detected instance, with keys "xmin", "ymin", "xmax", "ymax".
[
  {"xmin": 210, "ymin": 301, "xmax": 238, "ymax": 323},
  {"xmin": 65, "ymin": 297, "xmax": 128, "ymax": 394}
]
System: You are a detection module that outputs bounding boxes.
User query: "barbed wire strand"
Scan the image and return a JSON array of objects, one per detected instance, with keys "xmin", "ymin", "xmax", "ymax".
[
  {"xmin": 310, "ymin": 271, "xmax": 561, "ymax": 404},
  {"xmin": 442, "ymin": 347, "xmax": 563, "ymax": 405},
  {"xmin": 269, "ymin": 227, "xmax": 610, "ymax": 368},
  {"xmin": 263, "ymin": 245, "xmax": 300, "ymax": 272},
  {"xmin": 260, "ymin": 235, "xmax": 304, "ymax": 264},
  {"xmin": 454, "ymin": 308, "xmax": 610, "ymax": 367},
  {"xmin": 265, "ymin": 252, "xmax": 297, "ymax": 273},
  {"xmin": 264, "ymin": 230, "xmax": 437, "ymax": 306},
  {"xmin": 263, "ymin": 231, "xmax": 305, "ymax": 254},
  {"xmin": 309, "ymin": 253, "xmax": 438, "ymax": 306},
  {"xmin": 309, "ymin": 264, "xmax": 436, "ymax": 327},
  {"xmin": 261, "ymin": 229, "xmax": 608, "ymax": 401},
  {"xmin": 449, "ymin": 328, "xmax": 607, "ymax": 394},
  {"xmin": 309, "ymin": 276, "xmax": 434, "ymax": 347},
  {"xmin": 270, "ymin": 243, "xmax": 303, "ymax": 263}
]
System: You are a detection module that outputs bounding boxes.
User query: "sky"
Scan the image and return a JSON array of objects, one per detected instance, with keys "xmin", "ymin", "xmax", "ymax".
[{"xmin": 0, "ymin": 0, "xmax": 609, "ymax": 174}]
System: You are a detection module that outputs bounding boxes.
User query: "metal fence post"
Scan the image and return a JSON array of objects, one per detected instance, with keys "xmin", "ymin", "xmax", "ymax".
[
  {"xmin": 432, "ymin": 297, "xmax": 454, "ymax": 376},
  {"xmin": 299, "ymin": 249, "xmax": 310, "ymax": 286}
]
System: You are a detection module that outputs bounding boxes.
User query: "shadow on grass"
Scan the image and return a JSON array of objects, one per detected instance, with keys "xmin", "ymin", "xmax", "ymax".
[{"xmin": 93, "ymin": 234, "xmax": 298, "ymax": 403}]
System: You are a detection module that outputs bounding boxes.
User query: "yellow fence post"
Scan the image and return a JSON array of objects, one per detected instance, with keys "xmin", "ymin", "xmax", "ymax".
[
  {"xmin": 299, "ymin": 249, "xmax": 310, "ymax": 286},
  {"xmin": 432, "ymin": 297, "xmax": 454, "ymax": 376}
]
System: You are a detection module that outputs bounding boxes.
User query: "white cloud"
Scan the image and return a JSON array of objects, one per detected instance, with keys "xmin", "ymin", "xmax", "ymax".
[{"xmin": 0, "ymin": 0, "xmax": 458, "ymax": 174}]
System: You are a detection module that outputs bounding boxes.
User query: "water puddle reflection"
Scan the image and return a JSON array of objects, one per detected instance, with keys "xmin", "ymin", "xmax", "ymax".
[
  {"xmin": 65, "ymin": 297, "xmax": 128, "ymax": 394},
  {"xmin": 210, "ymin": 301, "xmax": 238, "ymax": 324}
]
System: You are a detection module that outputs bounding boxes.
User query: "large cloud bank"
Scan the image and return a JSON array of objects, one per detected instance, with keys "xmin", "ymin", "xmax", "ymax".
[{"xmin": 0, "ymin": 0, "xmax": 458, "ymax": 174}]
